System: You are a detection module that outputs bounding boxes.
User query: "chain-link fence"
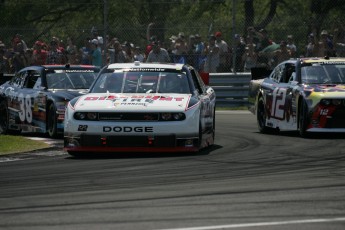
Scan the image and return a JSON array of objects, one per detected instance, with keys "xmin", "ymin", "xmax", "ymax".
[{"xmin": 1, "ymin": 0, "xmax": 345, "ymax": 75}]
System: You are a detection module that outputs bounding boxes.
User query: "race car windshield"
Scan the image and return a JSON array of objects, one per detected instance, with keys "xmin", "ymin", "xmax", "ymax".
[
  {"xmin": 46, "ymin": 72, "xmax": 97, "ymax": 89},
  {"xmin": 91, "ymin": 71, "xmax": 191, "ymax": 94},
  {"xmin": 301, "ymin": 64, "xmax": 345, "ymax": 84}
]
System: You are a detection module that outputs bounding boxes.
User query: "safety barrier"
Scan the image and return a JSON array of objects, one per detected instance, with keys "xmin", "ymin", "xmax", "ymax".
[
  {"xmin": 209, "ymin": 72, "xmax": 251, "ymax": 108},
  {"xmin": 1, "ymin": 72, "xmax": 252, "ymax": 108}
]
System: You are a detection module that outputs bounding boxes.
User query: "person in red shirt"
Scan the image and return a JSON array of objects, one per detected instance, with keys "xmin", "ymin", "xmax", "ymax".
[{"xmin": 31, "ymin": 41, "xmax": 47, "ymax": 65}]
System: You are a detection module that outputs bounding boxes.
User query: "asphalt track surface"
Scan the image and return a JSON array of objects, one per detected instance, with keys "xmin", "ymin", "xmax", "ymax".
[{"xmin": 0, "ymin": 111, "xmax": 344, "ymax": 230}]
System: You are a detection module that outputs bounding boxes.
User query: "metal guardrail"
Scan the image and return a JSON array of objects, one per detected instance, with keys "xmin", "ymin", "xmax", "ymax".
[
  {"xmin": 209, "ymin": 72, "xmax": 251, "ymax": 108},
  {"xmin": 1, "ymin": 73, "xmax": 251, "ymax": 108}
]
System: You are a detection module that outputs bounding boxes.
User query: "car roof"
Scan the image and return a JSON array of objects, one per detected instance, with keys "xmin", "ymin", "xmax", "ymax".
[
  {"xmin": 299, "ymin": 57, "xmax": 345, "ymax": 64},
  {"xmin": 42, "ymin": 64, "xmax": 99, "ymax": 70},
  {"xmin": 107, "ymin": 61, "xmax": 185, "ymax": 71},
  {"xmin": 20, "ymin": 65, "xmax": 99, "ymax": 71}
]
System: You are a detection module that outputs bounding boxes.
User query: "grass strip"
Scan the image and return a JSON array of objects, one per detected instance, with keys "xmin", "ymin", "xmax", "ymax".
[{"xmin": 0, "ymin": 135, "xmax": 50, "ymax": 155}]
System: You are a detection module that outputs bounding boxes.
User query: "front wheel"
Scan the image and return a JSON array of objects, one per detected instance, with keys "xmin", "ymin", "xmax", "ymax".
[
  {"xmin": 298, "ymin": 100, "xmax": 309, "ymax": 138},
  {"xmin": 47, "ymin": 103, "xmax": 58, "ymax": 138},
  {"xmin": 68, "ymin": 151, "xmax": 83, "ymax": 158}
]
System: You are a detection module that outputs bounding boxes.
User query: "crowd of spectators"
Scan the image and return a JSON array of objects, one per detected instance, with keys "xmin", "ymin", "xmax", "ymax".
[{"xmin": 1, "ymin": 27, "xmax": 345, "ymax": 76}]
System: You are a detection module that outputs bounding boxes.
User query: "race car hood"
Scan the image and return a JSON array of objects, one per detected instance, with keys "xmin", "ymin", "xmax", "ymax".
[
  {"xmin": 303, "ymin": 84, "xmax": 345, "ymax": 97},
  {"xmin": 307, "ymin": 84, "xmax": 345, "ymax": 92},
  {"xmin": 71, "ymin": 93, "xmax": 194, "ymax": 112},
  {"xmin": 51, "ymin": 89, "xmax": 90, "ymax": 101}
]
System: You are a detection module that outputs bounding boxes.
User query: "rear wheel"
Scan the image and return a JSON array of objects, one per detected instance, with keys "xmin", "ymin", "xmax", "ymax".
[
  {"xmin": 68, "ymin": 151, "xmax": 83, "ymax": 158},
  {"xmin": 47, "ymin": 103, "xmax": 58, "ymax": 138},
  {"xmin": 0, "ymin": 100, "xmax": 9, "ymax": 134},
  {"xmin": 257, "ymin": 97, "xmax": 274, "ymax": 133},
  {"xmin": 198, "ymin": 121, "xmax": 203, "ymax": 149}
]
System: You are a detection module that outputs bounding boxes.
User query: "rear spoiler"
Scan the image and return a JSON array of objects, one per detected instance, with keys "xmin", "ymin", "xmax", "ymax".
[{"xmin": 250, "ymin": 67, "xmax": 272, "ymax": 80}]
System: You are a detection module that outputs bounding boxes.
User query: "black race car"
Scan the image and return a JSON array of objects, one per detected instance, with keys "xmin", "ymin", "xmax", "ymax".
[{"xmin": 0, "ymin": 64, "xmax": 99, "ymax": 137}]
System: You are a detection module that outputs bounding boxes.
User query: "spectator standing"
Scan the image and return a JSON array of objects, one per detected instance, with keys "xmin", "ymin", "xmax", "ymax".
[
  {"xmin": 12, "ymin": 34, "xmax": 28, "ymax": 52},
  {"xmin": 46, "ymin": 39, "xmax": 65, "ymax": 64},
  {"xmin": 271, "ymin": 40, "xmax": 292, "ymax": 67},
  {"xmin": 263, "ymin": 41, "xmax": 291, "ymax": 69},
  {"xmin": 12, "ymin": 42, "xmax": 28, "ymax": 72},
  {"xmin": 90, "ymin": 39, "xmax": 102, "ymax": 67},
  {"xmin": 286, "ymin": 35, "xmax": 297, "ymax": 57},
  {"xmin": 203, "ymin": 35, "xmax": 220, "ymax": 73},
  {"xmin": 255, "ymin": 28, "xmax": 273, "ymax": 67},
  {"xmin": 214, "ymin": 31, "xmax": 230, "ymax": 72},
  {"xmin": 242, "ymin": 42, "xmax": 257, "ymax": 72},
  {"xmin": 313, "ymin": 30, "xmax": 335, "ymax": 57},
  {"xmin": 254, "ymin": 28, "xmax": 272, "ymax": 52},
  {"xmin": 112, "ymin": 40, "xmax": 127, "ymax": 63},
  {"xmin": 145, "ymin": 36, "xmax": 157, "ymax": 60},
  {"xmin": 305, "ymin": 33, "xmax": 315, "ymax": 57},
  {"xmin": 66, "ymin": 37, "xmax": 78, "ymax": 64},
  {"xmin": 91, "ymin": 27, "xmax": 104, "ymax": 51},
  {"xmin": 80, "ymin": 38, "xmax": 92, "ymax": 65},
  {"xmin": 173, "ymin": 32, "xmax": 188, "ymax": 63},
  {"xmin": 333, "ymin": 28, "xmax": 345, "ymax": 57},
  {"xmin": 233, "ymin": 34, "xmax": 246, "ymax": 72},
  {"xmin": 25, "ymin": 48, "xmax": 34, "ymax": 66},
  {"xmin": 167, "ymin": 35, "xmax": 177, "ymax": 62},
  {"xmin": 172, "ymin": 36, "xmax": 187, "ymax": 64},
  {"xmin": 146, "ymin": 41, "xmax": 170, "ymax": 63},
  {"xmin": 107, "ymin": 37, "xmax": 118, "ymax": 64},
  {"xmin": 186, "ymin": 34, "xmax": 196, "ymax": 66},
  {"xmin": 194, "ymin": 34, "xmax": 205, "ymax": 71},
  {"xmin": 0, "ymin": 42, "xmax": 11, "ymax": 75},
  {"xmin": 31, "ymin": 41, "xmax": 47, "ymax": 65},
  {"xmin": 123, "ymin": 42, "xmax": 134, "ymax": 63},
  {"xmin": 133, "ymin": 46, "xmax": 144, "ymax": 62}
]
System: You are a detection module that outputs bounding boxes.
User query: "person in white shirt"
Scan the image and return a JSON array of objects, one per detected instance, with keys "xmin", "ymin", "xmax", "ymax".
[
  {"xmin": 287, "ymin": 35, "xmax": 297, "ymax": 57},
  {"xmin": 203, "ymin": 35, "xmax": 220, "ymax": 73},
  {"xmin": 146, "ymin": 41, "xmax": 170, "ymax": 63},
  {"xmin": 215, "ymin": 31, "xmax": 230, "ymax": 72}
]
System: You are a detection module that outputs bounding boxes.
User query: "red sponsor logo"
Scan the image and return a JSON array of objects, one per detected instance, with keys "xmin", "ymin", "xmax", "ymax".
[{"xmin": 85, "ymin": 95, "xmax": 184, "ymax": 102}]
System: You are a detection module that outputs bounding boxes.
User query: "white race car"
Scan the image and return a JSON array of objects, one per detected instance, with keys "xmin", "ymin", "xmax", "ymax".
[{"xmin": 64, "ymin": 62, "xmax": 216, "ymax": 156}]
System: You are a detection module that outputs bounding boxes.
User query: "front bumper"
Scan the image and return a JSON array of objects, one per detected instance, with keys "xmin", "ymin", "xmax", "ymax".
[{"xmin": 64, "ymin": 134, "xmax": 200, "ymax": 153}]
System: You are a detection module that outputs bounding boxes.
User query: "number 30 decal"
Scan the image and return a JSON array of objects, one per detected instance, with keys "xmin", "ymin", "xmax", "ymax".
[
  {"xmin": 18, "ymin": 93, "xmax": 33, "ymax": 123},
  {"xmin": 271, "ymin": 88, "xmax": 286, "ymax": 119}
]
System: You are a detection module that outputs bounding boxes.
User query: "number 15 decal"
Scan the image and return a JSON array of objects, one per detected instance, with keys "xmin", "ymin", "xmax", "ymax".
[{"xmin": 271, "ymin": 88, "xmax": 286, "ymax": 119}]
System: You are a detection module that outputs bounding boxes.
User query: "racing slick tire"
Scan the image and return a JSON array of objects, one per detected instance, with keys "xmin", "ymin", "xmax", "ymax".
[
  {"xmin": 298, "ymin": 100, "xmax": 309, "ymax": 138},
  {"xmin": 0, "ymin": 100, "xmax": 9, "ymax": 134},
  {"xmin": 47, "ymin": 103, "xmax": 58, "ymax": 138},
  {"xmin": 212, "ymin": 108, "xmax": 216, "ymax": 142},
  {"xmin": 0, "ymin": 100, "xmax": 21, "ymax": 135},
  {"xmin": 198, "ymin": 121, "xmax": 203, "ymax": 149},
  {"xmin": 257, "ymin": 96, "xmax": 275, "ymax": 134},
  {"xmin": 67, "ymin": 151, "xmax": 84, "ymax": 158}
]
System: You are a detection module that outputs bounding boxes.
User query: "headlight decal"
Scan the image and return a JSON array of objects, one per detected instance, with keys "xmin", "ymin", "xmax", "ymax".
[{"xmin": 160, "ymin": 112, "xmax": 185, "ymax": 121}]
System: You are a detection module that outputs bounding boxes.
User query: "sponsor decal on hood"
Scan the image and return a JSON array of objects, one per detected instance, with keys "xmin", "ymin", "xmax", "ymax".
[{"xmin": 73, "ymin": 93, "xmax": 192, "ymax": 111}]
